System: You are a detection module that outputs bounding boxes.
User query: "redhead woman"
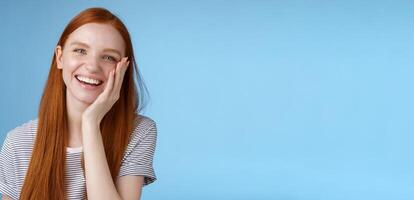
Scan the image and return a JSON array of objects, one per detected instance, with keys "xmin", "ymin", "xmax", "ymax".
[{"xmin": 0, "ymin": 7, "xmax": 157, "ymax": 200}]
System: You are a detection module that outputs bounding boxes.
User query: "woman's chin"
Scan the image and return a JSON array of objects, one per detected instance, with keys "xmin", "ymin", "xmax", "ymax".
[
  {"xmin": 80, "ymin": 96, "xmax": 98, "ymax": 105},
  {"xmin": 74, "ymin": 93, "xmax": 99, "ymax": 105},
  {"xmin": 77, "ymin": 90, "xmax": 103, "ymax": 104}
]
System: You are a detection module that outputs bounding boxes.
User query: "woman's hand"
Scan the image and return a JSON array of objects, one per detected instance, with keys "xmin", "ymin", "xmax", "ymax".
[{"xmin": 82, "ymin": 57, "xmax": 130, "ymax": 126}]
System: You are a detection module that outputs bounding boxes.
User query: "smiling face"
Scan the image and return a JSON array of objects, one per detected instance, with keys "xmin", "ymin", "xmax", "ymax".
[{"xmin": 55, "ymin": 23, "xmax": 125, "ymax": 105}]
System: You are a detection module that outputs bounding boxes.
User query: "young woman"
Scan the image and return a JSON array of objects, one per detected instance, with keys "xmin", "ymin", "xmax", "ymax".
[{"xmin": 0, "ymin": 7, "xmax": 157, "ymax": 200}]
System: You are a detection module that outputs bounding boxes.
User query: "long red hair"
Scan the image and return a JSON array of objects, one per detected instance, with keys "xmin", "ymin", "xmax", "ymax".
[{"xmin": 20, "ymin": 7, "xmax": 148, "ymax": 199}]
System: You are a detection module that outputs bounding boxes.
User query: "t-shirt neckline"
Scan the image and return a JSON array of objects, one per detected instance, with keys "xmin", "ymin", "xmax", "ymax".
[{"xmin": 66, "ymin": 146, "xmax": 83, "ymax": 153}]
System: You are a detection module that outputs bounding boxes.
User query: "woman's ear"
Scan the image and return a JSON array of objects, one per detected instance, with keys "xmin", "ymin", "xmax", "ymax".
[{"xmin": 55, "ymin": 45, "xmax": 63, "ymax": 69}]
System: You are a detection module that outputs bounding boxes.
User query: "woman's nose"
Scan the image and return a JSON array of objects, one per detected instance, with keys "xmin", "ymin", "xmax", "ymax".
[{"xmin": 84, "ymin": 56, "xmax": 100, "ymax": 72}]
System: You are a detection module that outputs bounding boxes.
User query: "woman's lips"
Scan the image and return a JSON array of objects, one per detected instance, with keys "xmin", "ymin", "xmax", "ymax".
[{"xmin": 75, "ymin": 75, "xmax": 103, "ymax": 90}]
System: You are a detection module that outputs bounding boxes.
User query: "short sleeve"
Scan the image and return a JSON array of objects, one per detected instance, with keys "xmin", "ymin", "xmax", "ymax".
[
  {"xmin": 0, "ymin": 133, "xmax": 19, "ymax": 200},
  {"xmin": 118, "ymin": 118, "xmax": 158, "ymax": 187}
]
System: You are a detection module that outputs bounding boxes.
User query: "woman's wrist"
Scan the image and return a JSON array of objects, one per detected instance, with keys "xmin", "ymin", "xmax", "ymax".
[
  {"xmin": 82, "ymin": 116, "xmax": 100, "ymax": 131},
  {"xmin": 82, "ymin": 112, "xmax": 101, "ymax": 125}
]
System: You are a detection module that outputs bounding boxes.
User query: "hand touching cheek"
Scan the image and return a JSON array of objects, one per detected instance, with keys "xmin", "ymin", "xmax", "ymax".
[{"xmin": 82, "ymin": 57, "xmax": 130, "ymax": 125}]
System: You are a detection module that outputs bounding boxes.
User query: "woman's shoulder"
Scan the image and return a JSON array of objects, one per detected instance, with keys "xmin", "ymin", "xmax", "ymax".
[
  {"xmin": 134, "ymin": 114, "xmax": 156, "ymax": 130},
  {"xmin": 2, "ymin": 119, "xmax": 38, "ymax": 154},
  {"xmin": 122, "ymin": 114, "xmax": 157, "ymax": 161},
  {"xmin": 5, "ymin": 119, "xmax": 38, "ymax": 143},
  {"xmin": 132, "ymin": 114, "xmax": 157, "ymax": 139}
]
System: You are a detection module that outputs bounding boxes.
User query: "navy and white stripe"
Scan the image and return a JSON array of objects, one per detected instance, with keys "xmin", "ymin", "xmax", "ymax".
[{"xmin": 0, "ymin": 115, "xmax": 157, "ymax": 200}]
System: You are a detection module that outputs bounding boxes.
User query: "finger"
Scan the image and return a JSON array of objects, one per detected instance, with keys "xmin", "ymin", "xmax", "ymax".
[
  {"xmin": 101, "ymin": 69, "xmax": 115, "ymax": 99},
  {"xmin": 112, "ymin": 57, "xmax": 125, "ymax": 96},
  {"xmin": 112, "ymin": 57, "xmax": 129, "ymax": 98},
  {"xmin": 116, "ymin": 58, "xmax": 129, "ymax": 92},
  {"xmin": 117, "ymin": 58, "xmax": 129, "ymax": 91}
]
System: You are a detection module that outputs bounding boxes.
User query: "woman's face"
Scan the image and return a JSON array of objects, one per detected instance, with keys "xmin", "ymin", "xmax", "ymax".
[{"xmin": 55, "ymin": 23, "xmax": 126, "ymax": 105}]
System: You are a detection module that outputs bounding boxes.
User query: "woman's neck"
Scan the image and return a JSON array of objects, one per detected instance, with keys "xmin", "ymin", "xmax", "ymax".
[{"xmin": 66, "ymin": 95, "xmax": 89, "ymax": 148}]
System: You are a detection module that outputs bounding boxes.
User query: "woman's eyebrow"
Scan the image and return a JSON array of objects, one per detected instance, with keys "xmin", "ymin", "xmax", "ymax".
[
  {"xmin": 103, "ymin": 49, "xmax": 121, "ymax": 57},
  {"xmin": 69, "ymin": 41, "xmax": 121, "ymax": 57},
  {"xmin": 70, "ymin": 41, "xmax": 88, "ymax": 47}
]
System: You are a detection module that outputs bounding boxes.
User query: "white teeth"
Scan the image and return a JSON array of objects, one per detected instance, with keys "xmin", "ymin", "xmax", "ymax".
[{"xmin": 76, "ymin": 75, "xmax": 101, "ymax": 85}]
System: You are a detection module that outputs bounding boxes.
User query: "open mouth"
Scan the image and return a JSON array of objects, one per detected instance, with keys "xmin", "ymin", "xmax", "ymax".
[{"xmin": 75, "ymin": 75, "xmax": 103, "ymax": 86}]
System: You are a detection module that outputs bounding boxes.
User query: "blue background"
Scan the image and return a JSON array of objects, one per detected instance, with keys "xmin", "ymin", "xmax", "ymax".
[{"xmin": 1, "ymin": 0, "xmax": 413, "ymax": 199}]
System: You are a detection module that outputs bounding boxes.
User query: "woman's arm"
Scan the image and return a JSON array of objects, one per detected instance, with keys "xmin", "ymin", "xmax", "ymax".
[
  {"xmin": 81, "ymin": 57, "xmax": 144, "ymax": 200},
  {"xmin": 82, "ymin": 121, "xmax": 145, "ymax": 200},
  {"xmin": 82, "ymin": 122, "xmax": 122, "ymax": 200},
  {"xmin": 116, "ymin": 175, "xmax": 144, "ymax": 200}
]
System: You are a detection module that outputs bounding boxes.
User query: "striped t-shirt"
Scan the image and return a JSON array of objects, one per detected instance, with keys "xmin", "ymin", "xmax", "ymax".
[{"xmin": 0, "ymin": 115, "xmax": 157, "ymax": 200}]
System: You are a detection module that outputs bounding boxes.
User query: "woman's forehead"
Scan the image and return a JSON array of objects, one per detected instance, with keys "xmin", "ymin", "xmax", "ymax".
[{"xmin": 65, "ymin": 23, "xmax": 125, "ymax": 55}]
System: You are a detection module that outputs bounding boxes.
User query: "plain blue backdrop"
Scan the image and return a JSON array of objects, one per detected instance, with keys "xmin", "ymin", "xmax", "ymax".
[{"xmin": 1, "ymin": 0, "xmax": 413, "ymax": 199}]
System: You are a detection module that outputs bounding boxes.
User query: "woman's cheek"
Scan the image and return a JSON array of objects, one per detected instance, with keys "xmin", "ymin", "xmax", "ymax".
[
  {"xmin": 64, "ymin": 56, "xmax": 82, "ymax": 68},
  {"xmin": 103, "ymin": 63, "xmax": 117, "ymax": 76}
]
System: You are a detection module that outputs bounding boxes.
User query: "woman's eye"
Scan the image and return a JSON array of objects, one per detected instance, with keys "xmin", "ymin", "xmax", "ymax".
[
  {"xmin": 73, "ymin": 48, "xmax": 86, "ymax": 54},
  {"xmin": 103, "ymin": 55, "xmax": 116, "ymax": 62}
]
